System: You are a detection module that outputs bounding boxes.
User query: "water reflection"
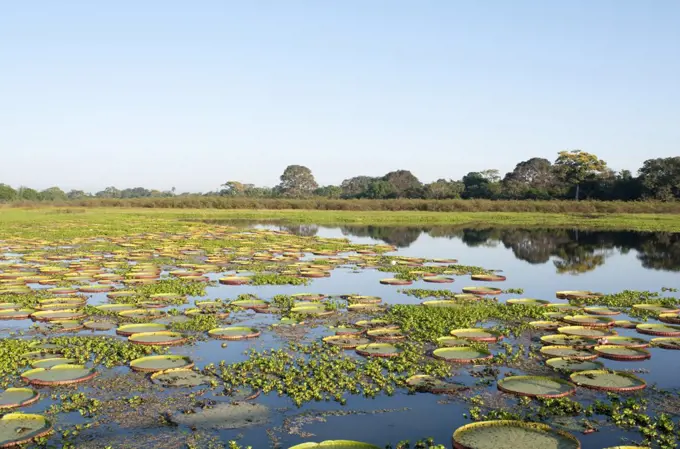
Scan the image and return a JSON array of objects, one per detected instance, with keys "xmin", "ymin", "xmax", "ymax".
[{"xmin": 198, "ymin": 220, "xmax": 680, "ymax": 274}]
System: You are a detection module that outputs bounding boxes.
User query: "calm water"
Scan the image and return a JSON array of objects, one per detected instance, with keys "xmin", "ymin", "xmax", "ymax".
[{"xmin": 5, "ymin": 223, "xmax": 680, "ymax": 448}]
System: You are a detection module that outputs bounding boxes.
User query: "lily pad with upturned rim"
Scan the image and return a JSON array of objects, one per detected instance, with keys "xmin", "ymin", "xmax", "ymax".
[
  {"xmin": 594, "ymin": 345, "xmax": 651, "ymax": 361},
  {"xmin": 405, "ymin": 375, "xmax": 466, "ymax": 394},
  {"xmin": 497, "ymin": 375, "xmax": 576, "ymax": 398},
  {"xmin": 650, "ymin": 337, "xmax": 680, "ymax": 350},
  {"xmin": 636, "ymin": 323, "xmax": 680, "ymax": 337},
  {"xmin": 470, "ymin": 274, "xmax": 506, "ymax": 282},
  {"xmin": 562, "ymin": 315, "xmax": 615, "ymax": 327},
  {"xmin": 355, "ymin": 343, "xmax": 402, "ymax": 358},
  {"xmin": 116, "ymin": 323, "xmax": 168, "ymax": 336},
  {"xmin": 462, "ymin": 286, "xmax": 501, "ymax": 295},
  {"xmin": 506, "ymin": 298, "xmax": 550, "ymax": 306},
  {"xmin": 437, "ymin": 337, "xmax": 471, "ymax": 347},
  {"xmin": 450, "ymin": 328, "xmax": 502, "ymax": 342},
  {"xmin": 150, "ymin": 368, "xmax": 212, "ymax": 387},
  {"xmin": 583, "ymin": 306, "xmax": 620, "ymax": 316},
  {"xmin": 545, "ymin": 358, "xmax": 604, "ymax": 372},
  {"xmin": 322, "ymin": 335, "xmax": 370, "ymax": 349},
  {"xmin": 451, "ymin": 420, "xmax": 581, "ymax": 449},
  {"xmin": 83, "ymin": 320, "xmax": 116, "ymax": 331},
  {"xmin": 0, "ymin": 413, "xmax": 53, "ymax": 447},
  {"xmin": 208, "ymin": 326, "xmax": 260, "ymax": 340},
  {"xmin": 601, "ymin": 336, "xmax": 649, "ymax": 348},
  {"xmin": 529, "ymin": 321, "xmax": 561, "ymax": 331},
  {"xmin": 432, "ymin": 347, "xmax": 492, "ymax": 363},
  {"xmin": 539, "ymin": 346, "xmax": 597, "ymax": 360},
  {"xmin": 0, "ymin": 388, "xmax": 40, "ymax": 410},
  {"xmin": 30, "ymin": 309, "xmax": 85, "ymax": 322},
  {"xmin": 379, "ymin": 278, "xmax": 412, "ymax": 286},
  {"xmin": 129, "ymin": 355, "xmax": 194, "ymax": 373},
  {"xmin": 558, "ymin": 326, "xmax": 617, "ymax": 338},
  {"xmin": 540, "ymin": 334, "xmax": 596, "ymax": 346},
  {"xmin": 422, "ymin": 276, "xmax": 454, "ymax": 284},
  {"xmin": 366, "ymin": 328, "xmax": 405, "ymax": 342},
  {"xmin": 128, "ymin": 331, "xmax": 187, "ymax": 346},
  {"xmin": 21, "ymin": 364, "xmax": 97, "ymax": 386},
  {"xmin": 569, "ymin": 370, "xmax": 646, "ymax": 392}
]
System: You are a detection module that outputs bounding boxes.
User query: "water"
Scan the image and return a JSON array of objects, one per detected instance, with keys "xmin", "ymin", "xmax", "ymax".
[{"xmin": 3, "ymin": 222, "xmax": 680, "ymax": 449}]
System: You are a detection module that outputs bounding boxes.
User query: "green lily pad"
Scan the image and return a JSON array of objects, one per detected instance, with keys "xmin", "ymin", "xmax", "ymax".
[
  {"xmin": 432, "ymin": 347, "xmax": 492, "ymax": 363},
  {"xmin": 452, "ymin": 420, "xmax": 580, "ymax": 449},
  {"xmin": 355, "ymin": 343, "xmax": 402, "ymax": 358},
  {"xmin": 150, "ymin": 368, "xmax": 212, "ymax": 387},
  {"xmin": 0, "ymin": 413, "xmax": 53, "ymax": 447},
  {"xmin": 208, "ymin": 326, "xmax": 260, "ymax": 340},
  {"xmin": 570, "ymin": 370, "xmax": 646, "ymax": 392},
  {"xmin": 497, "ymin": 375, "xmax": 576, "ymax": 398},
  {"xmin": 21, "ymin": 364, "xmax": 97, "ymax": 386},
  {"xmin": 539, "ymin": 346, "xmax": 597, "ymax": 360},
  {"xmin": 405, "ymin": 375, "xmax": 465, "ymax": 394},
  {"xmin": 450, "ymin": 328, "xmax": 502, "ymax": 342},
  {"xmin": 116, "ymin": 323, "xmax": 168, "ymax": 336},
  {"xmin": 129, "ymin": 355, "xmax": 194, "ymax": 373},
  {"xmin": 0, "ymin": 388, "xmax": 40, "ymax": 410},
  {"xmin": 545, "ymin": 358, "xmax": 604, "ymax": 372}
]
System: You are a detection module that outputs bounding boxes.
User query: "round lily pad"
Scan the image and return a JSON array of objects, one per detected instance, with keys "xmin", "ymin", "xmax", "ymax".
[
  {"xmin": 128, "ymin": 331, "xmax": 187, "ymax": 346},
  {"xmin": 0, "ymin": 309, "xmax": 32, "ymax": 320},
  {"xmin": 354, "ymin": 319, "xmax": 391, "ymax": 328},
  {"xmin": 562, "ymin": 315, "xmax": 615, "ymax": 327},
  {"xmin": 452, "ymin": 420, "xmax": 580, "ymax": 449},
  {"xmin": 594, "ymin": 345, "xmax": 651, "ymax": 361},
  {"xmin": 540, "ymin": 334, "xmax": 595, "ymax": 346},
  {"xmin": 0, "ymin": 388, "xmax": 40, "ymax": 410},
  {"xmin": 118, "ymin": 309, "xmax": 165, "ymax": 320},
  {"xmin": 539, "ymin": 346, "xmax": 597, "ymax": 360},
  {"xmin": 150, "ymin": 368, "xmax": 212, "ymax": 387},
  {"xmin": 583, "ymin": 306, "xmax": 619, "ymax": 316},
  {"xmin": 21, "ymin": 364, "xmax": 97, "ymax": 386},
  {"xmin": 129, "ymin": 355, "xmax": 194, "ymax": 373},
  {"xmin": 556, "ymin": 290, "xmax": 602, "ymax": 300},
  {"xmin": 379, "ymin": 278, "xmax": 412, "ymax": 286},
  {"xmin": 506, "ymin": 298, "xmax": 550, "ymax": 306},
  {"xmin": 347, "ymin": 303, "xmax": 384, "ymax": 312},
  {"xmin": 546, "ymin": 304, "xmax": 581, "ymax": 312},
  {"xmin": 570, "ymin": 370, "xmax": 646, "ymax": 392},
  {"xmin": 30, "ymin": 309, "xmax": 85, "ymax": 322},
  {"xmin": 423, "ymin": 276, "xmax": 454, "ymax": 284},
  {"xmin": 345, "ymin": 295, "xmax": 381, "ymax": 304},
  {"xmin": 632, "ymin": 304, "xmax": 680, "ymax": 314},
  {"xmin": 462, "ymin": 286, "xmax": 501, "ymax": 295},
  {"xmin": 366, "ymin": 328, "xmax": 405, "ymax": 342},
  {"xmin": 116, "ymin": 323, "xmax": 168, "ymax": 336},
  {"xmin": 45, "ymin": 320, "xmax": 84, "ymax": 333},
  {"xmin": 332, "ymin": 326, "xmax": 363, "ymax": 336},
  {"xmin": 636, "ymin": 323, "xmax": 680, "ymax": 337},
  {"xmin": 405, "ymin": 375, "xmax": 465, "ymax": 394},
  {"xmin": 613, "ymin": 320, "xmax": 642, "ymax": 329},
  {"xmin": 21, "ymin": 351, "xmax": 62, "ymax": 362},
  {"xmin": 432, "ymin": 347, "xmax": 492, "ymax": 363},
  {"xmin": 231, "ymin": 298, "xmax": 269, "ymax": 309},
  {"xmin": 0, "ymin": 413, "xmax": 53, "ymax": 447},
  {"xmin": 288, "ymin": 441, "xmax": 381, "ymax": 449},
  {"xmin": 659, "ymin": 313, "xmax": 680, "ymax": 324},
  {"xmin": 95, "ymin": 304, "xmax": 136, "ymax": 312},
  {"xmin": 497, "ymin": 375, "xmax": 576, "ymax": 398},
  {"xmin": 30, "ymin": 357, "xmax": 75, "ymax": 369},
  {"xmin": 558, "ymin": 326, "xmax": 617, "ymax": 338},
  {"xmin": 437, "ymin": 336, "xmax": 471, "ymax": 347},
  {"xmin": 545, "ymin": 358, "xmax": 604, "ymax": 372},
  {"xmin": 322, "ymin": 335, "xmax": 370, "ymax": 349},
  {"xmin": 450, "ymin": 328, "xmax": 502, "ymax": 342},
  {"xmin": 355, "ymin": 343, "xmax": 402, "ymax": 358},
  {"xmin": 651, "ymin": 337, "xmax": 680, "ymax": 350},
  {"xmin": 529, "ymin": 321, "xmax": 561, "ymax": 331},
  {"xmin": 470, "ymin": 274, "xmax": 506, "ymax": 282},
  {"xmin": 83, "ymin": 320, "xmax": 116, "ymax": 331},
  {"xmin": 601, "ymin": 336, "xmax": 649, "ymax": 348},
  {"xmin": 291, "ymin": 304, "xmax": 334, "ymax": 316},
  {"xmin": 208, "ymin": 326, "xmax": 260, "ymax": 340}
]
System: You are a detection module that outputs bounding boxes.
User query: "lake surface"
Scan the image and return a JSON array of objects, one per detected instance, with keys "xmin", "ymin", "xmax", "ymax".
[{"xmin": 2, "ymin": 221, "xmax": 679, "ymax": 449}]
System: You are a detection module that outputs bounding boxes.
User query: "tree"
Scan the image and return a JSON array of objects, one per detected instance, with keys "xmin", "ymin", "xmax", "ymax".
[
  {"xmin": 502, "ymin": 158, "xmax": 557, "ymax": 199},
  {"xmin": 39, "ymin": 187, "xmax": 67, "ymax": 201},
  {"xmin": 554, "ymin": 150, "xmax": 608, "ymax": 200},
  {"xmin": 67, "ymin": 190, "xmax": 88, "ymax": 200},
  {"xmin": 95, "ymin": 186, "xmax": 121, "ymax": 198},
  {"xmin": 277, "ymin": 165, "xmax": 318, "ymax": 197},
  {"xmin": 382, "ymin": 170, "xmax": 422, "ymax": 198},
  {"xmin": 340, "ymin": 176, "xmax": 375, "ymax": 199},
  {"xmin": 17, "ymin": 187, "xmax": 40, "ymax": 201},
  {"xmin": 220, "ymin": 181, "xmax": 250, "ymax": 196},
  {"xmin": 363, "ymin": 179, "xmax": 396, "ymax": 199},
  {"xmin": 0, "ymin": 184, "xmax": 17, "ymax": 201},
  {"xmin": 424, "ymin": 179, "xmax": 464, "ymax": 199},
  {"xmin": 462, "ymin": 170, "xmax": 501, "ymax": 199},
  {"xmin": 638, "ymin": 157, "xmax": 680, "ymax": 201},
  {"xmin": 313, "ymin": 185, "xmax": 342, "ymax": 198}
]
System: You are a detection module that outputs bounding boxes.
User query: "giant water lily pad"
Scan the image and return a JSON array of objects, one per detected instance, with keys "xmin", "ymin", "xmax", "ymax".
[
  {"xmin": 231, "ymin": 298, "xmax": 269, "ymax": 309},
  {"xmin": 129, "ymin": 331, "xmax": 187, "ymax": 346},
  {"xmin": 594, "ymin": 345, "xmax": 651, "ymax": 361},
  {"xmin": 583, "ymin": 306, "xmax": 619, "ymax": 316},
  {"xmin": 171, "ymin": 401, "xmax": 268, "ymax": 429},
  {"xmin": 659, "ymin": 313, "xmax": 680, "ymax": 324},
  {"xmin": 545, "ymin": 358, "xmax": 604, "ymax": 372},
  {"xmin": 355, "ymin": 343, "xmax": 402, "ymax": 358},
  {"xmin": 540, "ymin": 335, "xmax": 595, "ymax": 346},
  {"xmin": 450, "ymin": 328, "xmax": 502, "ymax": 342},
  {"xmin": 570, "ymin": 370, "xmax": 646, "ymax": 392},
  {"xmin": 632, "ymin": 304, "xmax": 679, "ymax": 314},
  {"xmin": 437, "ymin": 336, "xmax": 471, "ymax": 347},
  {"xmin": 150, "ymin": 368, "xmax": 212, "ymax": 387},
  {"xmin": 366, "ymin": 328, "xmax": 405, "ymax": 342},
  {"xmin": 95, "ymin": 304, "xmax": 136, "ymax": 313},
  {"xmin": 636, "ymin": 323, "xmax": 680, "ymax": 337},
  {"xmin": 651, "ymin": 337, "xmax": 680, "ymax": 349},
  {"xmin": 288, "ymin": 441, "xmax": 381, "ymax": 449},
  {"xmin": 562, "ymin": 315, "xmax": 615, "ymax": 327},
  {"xmin": 30, "ymin": 357, "xmax": 75, "ymax": 369},
  {"xmin": 0, "ymin": 413, "xmax": 53, "ymax": 447},
  {"xmin": 21, "ymin": 364, "xmax": 97, "ymax": 386},
  {"xmin": 208, "ymin": 326, "xmax": 260, "ymax": 340},
  {"xmin": 432, "ymin": 347, "xmax": 492, "ymax": 363},
  {"xmin": 118, "ymin": 309, "xmax": 165, "ymax": 320},
  {"xmin": 558, "ymin": 326, "xmax": 616, "ymax": 338},
  {"xmin": 462, "ymin": 286, "xmax": 501, "ymax": 295},
  {"xmin": 529, "ymin": 321, "xmax": 561, "ymax": 331},
  {"xmin": 506, "ymin": 298, "xmax": 550, "ymax": 306},
  {"xmin": 497, "ymin": 376, "xmax": 576, "ymax": 398},
  {"xmin": 129, "ymin": 355, "xmax": 194, "ymax": 373},
  {"xmin": 83, "ymin": 320, "xmax": 116, "ymax": 331},
  {"xmin": 539, "ymin": 346, "xmax": 597, "ymax": 360},
  {"xmin": 470, "ymin": 274, "xmax": 506, "ymax": 282},
  {"xmin": 601, "ymin": 336, "xmax": 649, "ymax": 348},
  {"xmin": 405, "ymin": 375, "xmax": 465, "ymax": 394},
  {"xmin": 0, "ymin": 388, "xmax": 40, "ymax": 410},
  {"xmin": 322, "ymin": 335, "xmax": 370, "ymax": 349},
  {"xmin": 452, "ymin": 420, "xmax": 580, "ymax": 449},
  {"xmin": 0, "ymin": 309, "xmax": 32, "ymax": 320},
  {"xmin": 556, "ymin": 290, "xmax": 602, "ymax": 300},
  {"xmin": 423, "ymin": 276, "xmax": 454, "ymax": 284},
  {"xmin": 116, "ymin": 323, "xmax": 168, "ymax": 336},
  {"xmin": 31, "ymin": 309, "xmax": 85, "ymax": 322}
]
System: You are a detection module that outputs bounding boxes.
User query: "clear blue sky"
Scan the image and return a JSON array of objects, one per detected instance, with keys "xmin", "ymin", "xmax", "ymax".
[{"xmin": 1, "ymin": 1, "xmax": 679, "ymax": 193}]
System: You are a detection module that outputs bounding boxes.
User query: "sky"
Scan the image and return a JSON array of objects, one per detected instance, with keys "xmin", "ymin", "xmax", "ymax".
[{"xmin": 1, "ymin": 1, "xmax": 679, "ymax": 193}]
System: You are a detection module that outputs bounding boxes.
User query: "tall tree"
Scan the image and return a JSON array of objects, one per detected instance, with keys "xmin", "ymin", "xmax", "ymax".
[
  {"xmin": 277, "ymin": 165, "xmax": 318, "ymax": 197},
  {"xmin": 39, "ymin": 187, "xmax": 67, "ymax": 201},
  {"xmin": 17, "ymin": 187, "xmax": 40, "ymax": 201},
  {"xmin": 95, "ymin": 186, "xmax": 121, "ymax": 198},
  {"xmin": 364, "ymin": 179, "xmax": 396, "ymax": 199},
  {"xmin": 313, "ymin": 185, "xmax": 342, "ymax": 198},
  {"xmin": 382, "ymin": 170, "xmax": 421, "ymax": 197},
  {"xmin": 67, "ymin": 190, "xmax": 88, "ymax": 200},
  {"xmin": 424, "ymin": 179, "xmax": 464, "ymax": 199},
  {"xmin": 638, "ymin": 157, "xmax": 680, "ymax": 200},
  {"xmin": 502, "ymin": 158, "xmax": 557, "ymax": 199},
  {"xmin": 0, "ymin": 184, "xmax": 17, "ymax": 201},
  {"xmin": 340, "ymin": 176, "xmax": 375, "ymax": 198},
  {"xmin": 554, "ymin": 150, "xmax": 607, "ymax": 200}
]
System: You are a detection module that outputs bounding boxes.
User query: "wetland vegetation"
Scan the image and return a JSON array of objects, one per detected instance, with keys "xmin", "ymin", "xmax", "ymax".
[{"xmin": 0, "ymin": 209, "xmax": 678, "ymax": 448}]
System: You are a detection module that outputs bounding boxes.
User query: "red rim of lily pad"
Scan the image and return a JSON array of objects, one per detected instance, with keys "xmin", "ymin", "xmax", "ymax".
[
  {"xmin": 470, "ymin": 274, "xmax": 506, "ymax": 282},
  {"xmin": 423, "ymin": 276, "xmax": 454, "ymax": 284},
  {"xmin": 497, "ymin": 375, "xmax": 576, "ymax": 398},
  {"xmin": 462, "ymin": 286, "xmax": 502, "ymax": 295},
  {"xmin": 379, "ymin": 278, "xmax": 412, "ymax": 286},
  {"xmin": 218, "ymin": 277, "xmax": 250, "ymax": 285},
  {"xmin": 593, "ymin": 345, "xmax": 651, "ymax": 361}
]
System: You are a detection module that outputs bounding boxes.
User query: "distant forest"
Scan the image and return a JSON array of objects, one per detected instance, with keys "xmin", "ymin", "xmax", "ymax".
[{"xmin": 2, "ymin": 151, "xmax": 680, "ymax": 202}]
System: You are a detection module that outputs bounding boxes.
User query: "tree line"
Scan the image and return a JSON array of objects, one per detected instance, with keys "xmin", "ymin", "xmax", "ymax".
[{"xmin": 2, "ymin": 151, "xmax": 680, "ymax": 202}]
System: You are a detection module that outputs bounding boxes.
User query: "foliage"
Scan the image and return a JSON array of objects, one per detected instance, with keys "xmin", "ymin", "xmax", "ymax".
[
  {"xmin": 277, "ymin": 165, "xmax": 319, "ymax": 197},
  {"xmin": 638, "ymin": 157, "xmax": 680, "ymax": 201},
  {"xmin": 554, "ymin": 150, "xmax": 608, "ymax": 200},
  {"xmin": 249, "ymin": 273, "xmax": 310, "ymax": 286}
]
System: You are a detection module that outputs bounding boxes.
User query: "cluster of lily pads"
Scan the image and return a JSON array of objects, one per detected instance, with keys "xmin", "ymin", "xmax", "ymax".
[{"xmin": 0, "ymin": 221, "xmax": 679, "ymax": 448}]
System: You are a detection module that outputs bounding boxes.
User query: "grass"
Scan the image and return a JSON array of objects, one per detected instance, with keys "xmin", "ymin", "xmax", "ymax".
[{"xmin": 1, "ymin": 207, "xmax": 679, "ymax": 233}]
